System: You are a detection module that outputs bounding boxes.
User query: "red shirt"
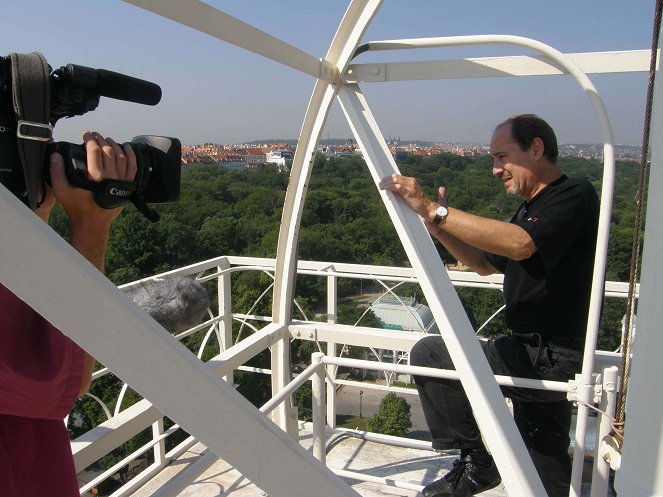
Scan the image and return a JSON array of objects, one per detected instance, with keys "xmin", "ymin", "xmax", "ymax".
[{"xmin": 0, "ymin": 283, "xmax": 84, "ymax": 497}]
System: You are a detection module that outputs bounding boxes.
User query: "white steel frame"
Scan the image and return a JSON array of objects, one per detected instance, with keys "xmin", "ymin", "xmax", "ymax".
[
  {"xmin": 614, "ymin": 21, "xmax": 663, "ymax": 496},
  {"xmin": 344, "ymin": 34, "xmax": 616, "ymax": 497},
  {"xmin": 66, "ymin": 255, "xmax": 626, "ymax": 496},
  {"xmin": 0, "ymin": 1, "xmax": 657, "ymax": 496}
]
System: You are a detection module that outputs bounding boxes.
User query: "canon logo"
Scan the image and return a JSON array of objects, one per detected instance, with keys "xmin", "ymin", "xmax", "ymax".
[{"xmin": 110, "ymin": 187, "xmax": 132, "ymax": 197}]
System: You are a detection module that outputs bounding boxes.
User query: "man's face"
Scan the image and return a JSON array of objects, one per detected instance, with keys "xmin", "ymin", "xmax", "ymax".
[{"xmin": 489, "ymin": 124, "xmax": 536, "ymax": 199}]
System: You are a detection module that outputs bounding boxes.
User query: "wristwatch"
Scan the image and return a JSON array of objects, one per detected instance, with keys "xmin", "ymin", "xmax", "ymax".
[{"xmin": 432, "ymin": 204, "xmax": 448, "ymax": 226}]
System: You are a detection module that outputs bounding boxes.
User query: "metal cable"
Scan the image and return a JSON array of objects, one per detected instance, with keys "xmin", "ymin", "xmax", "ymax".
[{"xmin": 612, "ymin": 0, "xmax": 663, "ymax": 448}]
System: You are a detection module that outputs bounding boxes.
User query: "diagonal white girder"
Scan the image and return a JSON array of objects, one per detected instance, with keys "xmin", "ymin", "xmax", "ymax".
[
  {"xmin": 123, "ymin": 0, "xmax": 326, "ymax": 79},
  {"xmin": 0, "ymin": 183, "xmax": 362, "ymax": 497},
  {"xmin": 336, "ymin": 82, "xmax": 548, "ymax": 497}
]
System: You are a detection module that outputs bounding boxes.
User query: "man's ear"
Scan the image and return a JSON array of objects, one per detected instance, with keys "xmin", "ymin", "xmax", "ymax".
[{"xmin": 530, "ymin": 137, "xmax": 545, "ymax": 160}]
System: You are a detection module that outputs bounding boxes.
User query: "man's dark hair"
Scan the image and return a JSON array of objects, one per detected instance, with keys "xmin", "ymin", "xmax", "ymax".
[{"xmin": 501, "ymin": 114, "xmax": 559, "ymax": 163}]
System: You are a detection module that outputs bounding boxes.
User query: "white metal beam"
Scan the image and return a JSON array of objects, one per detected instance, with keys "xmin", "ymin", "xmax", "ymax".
[
  {"xmin": 615, "ymin": 23, "xmax": 663, "ymax": 497},
  {"xmin": 207, "ymin": 322, "xmax": 287, "ymax": 374},
  {"xmin": 346, "ymin": 49, "xmax": 654, "ymax": 82},
  {"xmin": 122, "ymin": 0, "xmax": 326, "ymax": 79},
  {"xmin": 218, "ymin": 256, "xmax": 634, "ymax": 296},
  {"xmin": 0, "ymin": 185, "xmax": 361, "ymax": 497},
  {"xmin": 336, "ymin": 82, "xmax": 547, "ymax": 496},
  {"xmin": 72, "ymin": 399, "xmax": 161, "ymax": 470},
  {"xmin": 290, "ymin": 322, "xmax": 423, "ymax": 351},
  {"xmin": 343, "ymin": 33, "xmax": 616, "ymax": 496}
]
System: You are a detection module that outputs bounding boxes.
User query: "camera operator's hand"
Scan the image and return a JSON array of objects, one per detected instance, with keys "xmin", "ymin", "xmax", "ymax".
[{"xmin": 48, "ymin": 131, "xmax": 137, "ymax": 271}]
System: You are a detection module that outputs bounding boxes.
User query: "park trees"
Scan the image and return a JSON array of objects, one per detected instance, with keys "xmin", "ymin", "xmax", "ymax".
[
  {"xmin": 53, "ymin": 151, "xmax": 641, "ymax": 445},
  {"xmin": 367, "ymin": 392, "xmax": 412, "ymax": 437}
]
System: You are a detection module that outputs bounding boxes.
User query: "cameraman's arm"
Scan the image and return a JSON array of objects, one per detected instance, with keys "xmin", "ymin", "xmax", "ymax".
[
  {"xmin": 49, "ymin": 131, "xmax": 136, "ymax": 270},
  {"xmin": 48, "ymin": 131, "xmax": 136, "ymax": 395}
]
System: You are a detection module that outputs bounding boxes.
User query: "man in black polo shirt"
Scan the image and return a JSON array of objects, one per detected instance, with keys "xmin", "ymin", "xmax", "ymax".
[{"xmin": 379, "ymin": 114, "xmax": 599, "ymax": 497}]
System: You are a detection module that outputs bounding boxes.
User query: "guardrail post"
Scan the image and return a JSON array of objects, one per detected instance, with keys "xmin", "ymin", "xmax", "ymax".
[
  {"xmin": 218, "ymin": 259, "xmax": 234, "ymax": 384},
  {"xmin": 326, "ymin": 270, "xmax": 338, "ymax": 428},
  {"xmin": 152, "ymin": 418, "xmax": 166, "ymax": 467},
  {"xmin": 312, "ymin": 352, "xmax": 327, "ymax": 463}
]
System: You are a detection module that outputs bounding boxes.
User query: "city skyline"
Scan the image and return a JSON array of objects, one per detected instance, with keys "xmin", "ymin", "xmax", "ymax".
[
  {"xmin": 182, "ymin": 139, "xmax": 642, "ymax": 162},
  {"xmin": 2, "ymin": 1, "xmax": 657, "ymax": 147}
]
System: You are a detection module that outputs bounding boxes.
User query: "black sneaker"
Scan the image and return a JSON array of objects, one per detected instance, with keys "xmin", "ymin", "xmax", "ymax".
[{"xmin": 422, "ymin": 455, "xmax": 501, "ymax": 497}]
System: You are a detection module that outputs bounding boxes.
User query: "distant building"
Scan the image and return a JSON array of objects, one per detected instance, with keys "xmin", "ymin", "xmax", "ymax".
[
  {"xmin": 181, "ymin": 156, "xmax": 202, "ymax": 166},
  {"xmin": 362, "ymin": 295, "xmax": 438, "ymax": 384},
  {"xmin": 391, "ymin": 148, "xmax": 410, "ymax": 161},
  {"xmin": 318, "ymin": 145, "xmax": 335, "ymax": 157},
  {"xmin": 265, "ymin": 149, "xmax": 294, "ymax": 169},
  {"xmin": 371, "ymin": 295, "xmax": 438, "ymax": 334},
  {"xmin": 216, "ymin": 154, "xmax": 246, "ymax": 170},
  {"xmin": 241, "ymin": 147, "xmax": 268, "ymax": 168}
]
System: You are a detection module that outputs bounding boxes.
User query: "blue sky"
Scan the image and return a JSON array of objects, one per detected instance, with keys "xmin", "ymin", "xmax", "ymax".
[{"xmin": 1, "ymin": 1, "xmax": 657, "ymax": 146}]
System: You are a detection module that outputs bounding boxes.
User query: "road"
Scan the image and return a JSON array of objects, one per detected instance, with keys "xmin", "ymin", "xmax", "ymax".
[{"xmin": 333, "ymin": 383, "xmax": 430, "ymax": 437}]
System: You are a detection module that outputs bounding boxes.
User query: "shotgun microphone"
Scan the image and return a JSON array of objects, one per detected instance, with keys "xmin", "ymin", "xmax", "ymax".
[{"xmin": 95, "ymin": 68, "xmax": 162, "ymax": 106}]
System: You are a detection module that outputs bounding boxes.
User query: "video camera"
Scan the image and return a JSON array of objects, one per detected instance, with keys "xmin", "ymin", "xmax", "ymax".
[{"xmin": 0, "ymin": 52, "xmax": 181, "ymax": 222}]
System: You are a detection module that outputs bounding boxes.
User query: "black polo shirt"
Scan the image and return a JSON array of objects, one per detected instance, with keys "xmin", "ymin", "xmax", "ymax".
[{"xmin": 484, "ymin": 175, "xmax": 599, "ymax": 339}]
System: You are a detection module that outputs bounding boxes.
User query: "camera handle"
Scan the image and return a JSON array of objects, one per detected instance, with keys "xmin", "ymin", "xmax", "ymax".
[
  {"xmin": 71, "ymin": 174, "xmax": 161, "ymax": 223},
  {"xmin": 52, "ymin": 142, "xmax": 161, "ymax": 223},
  {"xmin": 10, "ymin": 52, "xmax": 52, "ymax": 210},
  {"xmin": 93, "ymin": 178, "xmax": 161, "ymax": 222}
]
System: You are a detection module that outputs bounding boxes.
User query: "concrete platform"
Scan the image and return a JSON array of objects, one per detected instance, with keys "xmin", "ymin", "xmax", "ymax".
[
  {"xmin": 133, "ymin": 429, "xmax": 509, "ymax": 497},
  {"xmin": 132, "ymin": 428, "xmax": 601, "ymax": 497}
]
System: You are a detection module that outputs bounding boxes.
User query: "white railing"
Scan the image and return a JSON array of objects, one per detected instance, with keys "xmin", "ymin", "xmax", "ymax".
[{"xmin": 71, "ymin": 255, "xmax": 628, "ymax": 496}]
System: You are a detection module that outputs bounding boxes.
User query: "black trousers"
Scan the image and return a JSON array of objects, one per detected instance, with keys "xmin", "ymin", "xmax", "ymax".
[{"xmin": 410, "ymin": 334, "xmax": 582, "ymax": 497}]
